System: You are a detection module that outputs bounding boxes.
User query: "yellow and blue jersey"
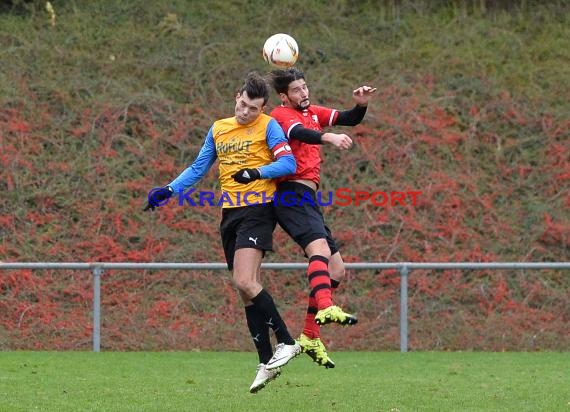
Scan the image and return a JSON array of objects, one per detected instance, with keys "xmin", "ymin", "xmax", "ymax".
[{"xmin": 168, "ymin": 113, "xmax": 294, "ymax": 208}]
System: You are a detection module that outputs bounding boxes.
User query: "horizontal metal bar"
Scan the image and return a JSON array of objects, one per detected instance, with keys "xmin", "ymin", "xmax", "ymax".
[
  {"xmin": 2, "ymin": 261, "xmax": 568, "ymax": 354},
  {"xmin": 0, "ymin": 262, "xmax": 569, "ymax": 270}
]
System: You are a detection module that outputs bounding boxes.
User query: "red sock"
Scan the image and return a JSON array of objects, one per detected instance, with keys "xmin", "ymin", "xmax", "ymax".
[
  {"xmin": 302, "ymin": 293, "xmax": 320, "ymax": 338},
  {"xmin": 308, "ymin": 255, "xmax": 332, "ymax": 310}
]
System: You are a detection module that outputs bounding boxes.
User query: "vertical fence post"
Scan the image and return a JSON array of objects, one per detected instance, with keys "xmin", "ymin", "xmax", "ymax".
[
  {"xmin": 399, "ymin": 265, "xmax": 409, "ymax": 352},
  {"xmin": 92, "ymin": 267, "xmax": 102, "ymax": 352}
]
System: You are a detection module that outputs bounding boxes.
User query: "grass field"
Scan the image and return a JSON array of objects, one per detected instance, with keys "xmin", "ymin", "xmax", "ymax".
[{"xmin": 0, "ymin": 351, "xmax": 567, "ymax": 411}]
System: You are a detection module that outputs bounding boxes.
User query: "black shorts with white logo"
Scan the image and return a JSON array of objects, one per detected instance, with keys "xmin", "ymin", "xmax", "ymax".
[
  {"xmin": 220, "ymin": 203, "xmax": 276, "ymax": 270},
  {"xmin": 274, "ymin": 181, "xmax": 339, "ymax": 255}
]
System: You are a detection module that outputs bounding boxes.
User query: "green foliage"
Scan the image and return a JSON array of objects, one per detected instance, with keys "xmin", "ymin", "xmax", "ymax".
[{"xmin": 0, "ymin": 1, "xmax": 569, "ymax": 350}]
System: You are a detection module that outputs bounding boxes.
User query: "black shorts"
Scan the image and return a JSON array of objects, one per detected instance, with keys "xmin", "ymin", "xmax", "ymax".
[
  {"xmin": 220, "ymin": 203, "xmax": 276, "ymax": 270},
  {"xmin": 274, "ymin": 181, "xmax": 339, "ymax": 255}
]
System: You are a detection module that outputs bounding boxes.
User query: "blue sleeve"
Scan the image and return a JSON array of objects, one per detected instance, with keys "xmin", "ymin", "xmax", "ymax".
[
  {"xmin": 265, "ymin": 118, "xmax": 289, "ymax": 148},
  {"xmin": 168, "ymin": 127, "xmax": 217, "ymax": 193},
  {"xmin": 258, "ymin": 119, "xmax": 296, "ymax": 179}
]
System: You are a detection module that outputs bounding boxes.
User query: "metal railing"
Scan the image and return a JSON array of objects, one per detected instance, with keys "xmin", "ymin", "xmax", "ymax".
[{"xmin": 1, "ymin": 261, "xmax": 569, "ymax": 352}]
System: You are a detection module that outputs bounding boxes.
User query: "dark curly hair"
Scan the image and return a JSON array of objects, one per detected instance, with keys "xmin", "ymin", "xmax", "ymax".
[{"xmin": 268, "ymin": 67, "xmax": 305, "ymax": 94}]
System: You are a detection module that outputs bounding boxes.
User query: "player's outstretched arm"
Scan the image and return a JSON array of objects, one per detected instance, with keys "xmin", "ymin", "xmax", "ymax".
[
  {"xmin": 143, "ymin": 127, "xmax": 217, "ymax": 211},
  {"xmin": 335, "ymin": 86, "xmax": 377, "ymax": 127}
]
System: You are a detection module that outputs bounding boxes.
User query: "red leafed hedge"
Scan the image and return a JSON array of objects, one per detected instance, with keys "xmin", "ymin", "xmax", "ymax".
[{"xmin": 1, "ymin": 76, "xmax": 568, "ymax": 351}]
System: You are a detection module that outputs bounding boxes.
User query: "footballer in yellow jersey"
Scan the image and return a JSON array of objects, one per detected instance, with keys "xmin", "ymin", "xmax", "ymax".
[{"xmin": 144, "ymin": 72, "xmax": 301, "ymax": 392}]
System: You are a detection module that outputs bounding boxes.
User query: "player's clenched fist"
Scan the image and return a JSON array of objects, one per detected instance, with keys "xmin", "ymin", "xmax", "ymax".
[
  {"xmin": 232, "ymin": 168, "xmax": 261, "ymax": 184},
  {"xmin": 143, "ymin": 186, "xmax": 173, "ymax": 211}
]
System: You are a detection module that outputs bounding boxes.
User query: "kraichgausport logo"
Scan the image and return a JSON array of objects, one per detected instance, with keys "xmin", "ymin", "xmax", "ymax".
[{"xmin": 147, "ymin": 188, "xmax": 422, "ymax": 208}]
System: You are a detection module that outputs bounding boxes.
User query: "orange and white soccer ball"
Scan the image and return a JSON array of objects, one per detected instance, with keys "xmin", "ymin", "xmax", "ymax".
[{"xmin": 262, "ymin": 33, "xmax": 299, "ymax": 68}]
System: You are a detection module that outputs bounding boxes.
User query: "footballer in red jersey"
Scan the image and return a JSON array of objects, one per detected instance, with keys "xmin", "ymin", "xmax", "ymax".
[{"xmin": 269, "ymin": 67, "xmax": 376, "ymax": 368}]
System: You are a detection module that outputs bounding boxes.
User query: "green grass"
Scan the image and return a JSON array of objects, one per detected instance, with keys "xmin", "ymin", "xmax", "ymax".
[{"xmin": 0, "ymin": 351, "xmax": 568, "ymax": 411}]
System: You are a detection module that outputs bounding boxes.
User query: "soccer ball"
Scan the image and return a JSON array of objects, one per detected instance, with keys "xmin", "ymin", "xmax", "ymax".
[{"xmin": 262, "ymin": 33, "xmax": 299, "ymax": 68}]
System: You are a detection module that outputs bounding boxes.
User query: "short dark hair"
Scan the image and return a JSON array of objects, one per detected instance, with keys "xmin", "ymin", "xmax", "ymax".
[
  {"xmin": 238, "ymin": 71, "xmax": 270, "ymax": 105},
  {"xmin": 269, "ymin": 67, "xmax": 305, "ymax": 94}
]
